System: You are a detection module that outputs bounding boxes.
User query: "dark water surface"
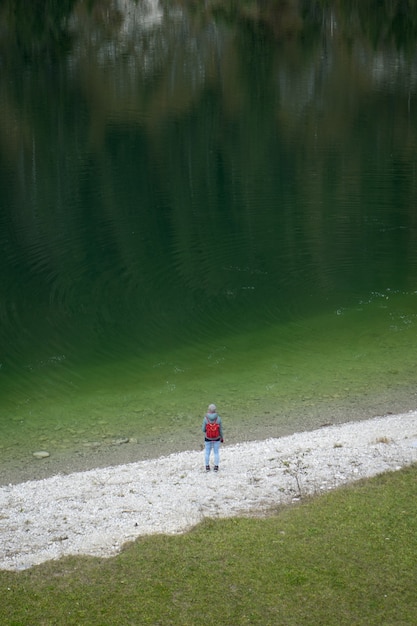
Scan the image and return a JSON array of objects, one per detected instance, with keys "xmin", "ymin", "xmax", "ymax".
[{"xmin": 1, "ymin": 1, "xmax": 417, "ymax": 483}]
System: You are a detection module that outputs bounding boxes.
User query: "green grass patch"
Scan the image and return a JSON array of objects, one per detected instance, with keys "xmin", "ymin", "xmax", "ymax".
[{"xmin": 2, "ymin": 464, "xmax": 417, "ymax": 625}]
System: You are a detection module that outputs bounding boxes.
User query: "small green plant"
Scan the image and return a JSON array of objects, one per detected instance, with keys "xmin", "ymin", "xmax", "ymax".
[{"xmin": 282, "ymin": 455, "xmax": 308, "ymax": 497}]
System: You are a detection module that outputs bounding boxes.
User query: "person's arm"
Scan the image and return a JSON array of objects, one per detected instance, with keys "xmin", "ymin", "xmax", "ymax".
[
  {"xmin": 219, "ymin": 417, "xmax": 224, "ymax": 440},
  {"xmin": 202, "ymin": 417, "xmax": 207, "ymax": 434}
]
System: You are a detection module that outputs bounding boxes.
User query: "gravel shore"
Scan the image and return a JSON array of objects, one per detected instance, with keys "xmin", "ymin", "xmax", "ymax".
[{"xmin": 1, "ymin": 410, "xmax": 416, "ymax": 572}]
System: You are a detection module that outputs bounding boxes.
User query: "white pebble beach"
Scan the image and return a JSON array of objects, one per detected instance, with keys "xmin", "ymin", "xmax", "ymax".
[{"xmin": 1, "ymin": 410, "xmax": 417, "ymax": 572}]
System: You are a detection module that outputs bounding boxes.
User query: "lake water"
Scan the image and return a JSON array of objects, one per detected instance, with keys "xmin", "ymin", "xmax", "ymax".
[{"xmin": 1, "ymin": 1, "xmax": 417, "ymax": 483}]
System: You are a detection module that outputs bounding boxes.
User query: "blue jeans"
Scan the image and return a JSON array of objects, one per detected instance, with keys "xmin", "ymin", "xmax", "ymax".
[{"xmin": 205, "ymin": 440, "xmax": 220, "ymax": 466}]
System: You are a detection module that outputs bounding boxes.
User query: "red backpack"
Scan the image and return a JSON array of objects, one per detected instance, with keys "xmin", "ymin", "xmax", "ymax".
[{"xmin": 205, "ymin": 417, "xmax": 220, "ymax": 439}]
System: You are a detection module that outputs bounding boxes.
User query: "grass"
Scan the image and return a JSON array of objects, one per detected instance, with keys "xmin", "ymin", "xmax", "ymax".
[{"xmin": 2, "ymin": 465, "xmax": 417, "ymax": 625}]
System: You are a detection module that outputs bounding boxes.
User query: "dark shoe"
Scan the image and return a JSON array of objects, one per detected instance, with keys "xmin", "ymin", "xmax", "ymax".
[
  {"xmin": 214, "ymin": 465, "xmax": 219, "ymax": 472},
  {"xmin": 206, "ymin": 465, "xmax": 210, "ymax": 471}
]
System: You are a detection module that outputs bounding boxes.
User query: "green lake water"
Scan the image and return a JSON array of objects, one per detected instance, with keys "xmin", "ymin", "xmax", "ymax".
[{"xmin": 1, "ymin": 1, "xmax": 417, "ymax": 483}]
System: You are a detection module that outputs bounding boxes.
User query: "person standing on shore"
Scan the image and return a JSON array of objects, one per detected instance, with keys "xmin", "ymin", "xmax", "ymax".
[{"xmin": 202, "ymin": 403, "xmax": 224, "ymax": 472}]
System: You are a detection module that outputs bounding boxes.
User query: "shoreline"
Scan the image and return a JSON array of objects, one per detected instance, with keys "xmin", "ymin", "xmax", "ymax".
[
  {"xmin": 1, "ymin": 409, "xmax": 416, "ymax": 572},
  {"xmin": 2, "ymin": 388, "xmax": 417, "ymax": 487}
]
